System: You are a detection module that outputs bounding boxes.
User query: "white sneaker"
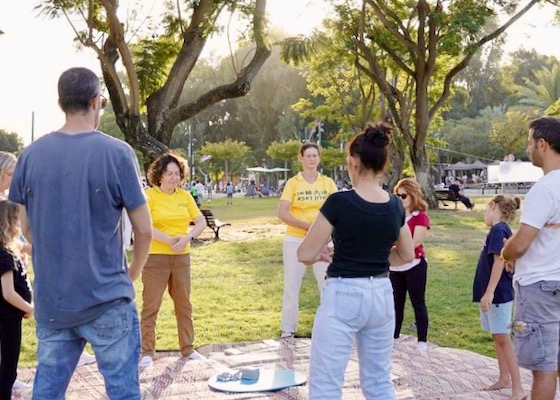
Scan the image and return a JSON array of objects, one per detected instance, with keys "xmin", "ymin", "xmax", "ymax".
[
  {"xmin": 139, "ymin": 355, "xmax": 153, "ymax": 368},
  {"xmin": 416, "ymin": 341, "xmax": 428, "ymax": 352},
  {"xmin": 77, "ymin": 351, "xmax": 96, "ymax": 367},
  {"xmin": 12, "ymin": 379, "xmax": 32, "ymax": 389},
  {"xmin": 280, "ymin": 331, "xmax": 294, "ymax": 339},
  {"xmin": 186, "ymin": 350, "xmax": 206, "ymax": 361}
]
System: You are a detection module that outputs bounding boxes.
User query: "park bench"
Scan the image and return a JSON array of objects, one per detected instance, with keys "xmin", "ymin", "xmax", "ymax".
[
  {"xmin": 200, "ymin": 209, "xmax": 231, "ymax": 240},
  {"xmin": 435, "ymin": 189, "xmax": 459, "ymax": 209}
]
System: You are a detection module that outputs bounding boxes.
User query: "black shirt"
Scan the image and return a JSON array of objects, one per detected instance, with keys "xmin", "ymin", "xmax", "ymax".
[
  {"xmin": 321, "ymin": 190, "xmax": 405, "ymax": 278},
  {"xmin": 0, "ymin": 247, "xmax": 32, "ymax": 320}
]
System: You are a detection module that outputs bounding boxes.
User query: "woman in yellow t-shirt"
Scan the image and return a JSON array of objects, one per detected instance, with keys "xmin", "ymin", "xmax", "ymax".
[
  {"xmin": 277, "ymin": 142, "xmax": 338, "ymax": 338},
  {"xmin": 139, "ymin": 153, "xmax": 207, "ymax": 368}
]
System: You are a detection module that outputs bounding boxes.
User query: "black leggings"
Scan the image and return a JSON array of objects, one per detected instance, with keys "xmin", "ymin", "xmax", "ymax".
[
  {"xmin": 0, "ymin": 317, "xmax": 22, "ymax": 400},
  {"xmin": 390, "ymin": 258, "xmax": 429, "ymax": 342}
]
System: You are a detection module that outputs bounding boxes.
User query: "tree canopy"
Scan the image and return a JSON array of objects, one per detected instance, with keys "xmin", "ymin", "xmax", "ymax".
[
  {"xmin": 37, "ymin": 0, "xmax": 271, "ymax": 169},
  {"xmin": 282, "ymin": 0, "xmax": 552, "ymax": 207}
]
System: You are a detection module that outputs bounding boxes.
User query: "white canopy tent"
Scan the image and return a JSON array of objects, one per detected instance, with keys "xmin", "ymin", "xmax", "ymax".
[
  {"xmin": 245, "ymin": 167, "xmax": 291, "ymax": 192},
  {"xmin": 487, "ymin": 161, "xmax": 543, "ymax": 184}
]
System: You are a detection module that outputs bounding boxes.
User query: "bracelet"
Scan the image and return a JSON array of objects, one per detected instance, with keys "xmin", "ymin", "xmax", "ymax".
[{"xmin": 499, "ymin": 247, "xmax": 512, "ymax": 263}]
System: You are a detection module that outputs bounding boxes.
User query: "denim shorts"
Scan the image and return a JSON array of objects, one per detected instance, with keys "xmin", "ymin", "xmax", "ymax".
[
  {"xmin": 513, "ymin": 281, "xmax": 560, "ymax": 371},
  {"xmin": 479, "ymin": 301, "xmax": 513, "ymax": 334}
]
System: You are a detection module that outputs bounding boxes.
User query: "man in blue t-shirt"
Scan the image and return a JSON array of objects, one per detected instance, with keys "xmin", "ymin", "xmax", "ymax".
[{"xmin": 9, "ymin": 67, "xmax": 152, "ymax": 399}]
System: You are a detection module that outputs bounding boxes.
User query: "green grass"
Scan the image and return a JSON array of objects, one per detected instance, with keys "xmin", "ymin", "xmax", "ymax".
[{"xmin": 19, "ymin": 194, "xmax": 509, "ymax": 366}]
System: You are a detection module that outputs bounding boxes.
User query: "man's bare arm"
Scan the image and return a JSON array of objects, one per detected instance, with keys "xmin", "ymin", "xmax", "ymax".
[
  {"xmin": 502, "ymin": 223, "xmax": 539, "ymax": 262},
  {"xmin": 127, "ymin": 204, "xmax": 152, "ymax": 282}
]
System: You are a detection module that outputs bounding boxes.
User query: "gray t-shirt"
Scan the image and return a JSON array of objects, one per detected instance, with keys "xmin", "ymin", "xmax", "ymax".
[{"xmin": 9, "ymin": 131, "xmax": 146, "ymax": 329}]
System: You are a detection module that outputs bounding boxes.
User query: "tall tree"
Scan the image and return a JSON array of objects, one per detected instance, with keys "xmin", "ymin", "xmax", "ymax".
[
  {"xmin": 330, "ymin": 0, "xmax": 545, "ymax": 207},
  {"xmin": 37, "ymin": 0, "xmax": 271, "ymax": 168}
]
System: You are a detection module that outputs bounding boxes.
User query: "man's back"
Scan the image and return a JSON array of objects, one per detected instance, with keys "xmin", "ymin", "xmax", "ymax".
[{"xmin": 9, "ymin": 130, "xmax": 146, "ymax": 329}]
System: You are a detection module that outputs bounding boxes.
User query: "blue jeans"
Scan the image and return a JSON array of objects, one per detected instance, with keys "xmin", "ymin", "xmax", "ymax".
[
  {"xmin": 309, "ymin": 277, "xmax": 396, "ymax": 400},
  {"xmin": 32, "ymin": 299, "xmax": 141, "ymax": 400}
]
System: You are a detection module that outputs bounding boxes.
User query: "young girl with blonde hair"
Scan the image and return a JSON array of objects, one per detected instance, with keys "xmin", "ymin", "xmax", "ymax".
[
  {"xmin": 473, "ymin": 194, "xmax": 526, "ymax": 400},
  {"xmin": 0, "ymin": 200, "xmax": 33, "ymax": 397}
]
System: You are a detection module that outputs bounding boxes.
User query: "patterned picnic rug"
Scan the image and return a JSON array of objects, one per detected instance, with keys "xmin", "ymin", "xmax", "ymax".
[{"xmin": 11, "ymin": 335, "xmax": 560, "ymax": 399}]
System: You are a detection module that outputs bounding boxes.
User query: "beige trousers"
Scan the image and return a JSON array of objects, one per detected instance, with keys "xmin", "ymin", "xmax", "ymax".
[{"xmin": 140, "ymin": 254, "xmax": 194, "ymax": 358}]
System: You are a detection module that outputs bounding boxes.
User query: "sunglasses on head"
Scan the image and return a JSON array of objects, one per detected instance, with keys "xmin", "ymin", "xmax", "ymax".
[{"xmin": 396, "ymin": 193, "xmax": 408, "ymax": 199}]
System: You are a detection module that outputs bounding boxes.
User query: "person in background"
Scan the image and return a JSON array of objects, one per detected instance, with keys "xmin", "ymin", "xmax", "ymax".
[
  {"xmin": 9, "ymin": 67, "xmax": 153, "ymax": 399},
  {"xmin": 277, "ymin": 142, "xmax": 338, "ymax": 339},
  {"xmin": 502, "ymin": 116, "xmax": 560, "ymax": 400},
  {"xmin": 206, "ymin": 180, "xmax": 213, "ymax": 202},
  {"xmin": 0, "ymin": 200, "xmax": 33, "ymax": 398},
  {"xmin": 196, "ymin": 180, "xmax": 205, "ymax": 204},
  {"xmin": 140, "ymin": 153, "xmax": 207, "ymax": 368},
  {"xmin": 226, "ymin": 182, "xmax": 234, "ymax": 205},
  {"xmin": 449, "ymin": 179, "xmax": 474, "ymax": 210},
  {"xmin": 190, "ymin": 179, "xmax": 200, "ymax": 206},
  {"xmin": 298, "ymin": 122, "xmax": 414, "ymax": 399},
  {"xmin": 390, "ymin": 178, "xmax": 431, "ymax": 352},
  {"xmin": 0, "ymin": 152, "xmax": 17, "ymax": 201},
  {"xmin": 0, "ymin": 152, "xmax": 33, "ymax": 391},
  {"xmin": 473, "ymin": 194, "xmax": 525, "ymax": 400}
]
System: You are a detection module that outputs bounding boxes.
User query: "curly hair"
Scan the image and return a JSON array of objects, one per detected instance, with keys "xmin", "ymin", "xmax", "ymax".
[
  {"xmin": 393, "ymin": 178, "xmax": 428, "ymax": 211},
  {"xmin": 147, "ymin": 152, "xmax": 188, "ymax": 187},
  {"xmin": 491, "ymin": 194, "xmax": 520, "ymax": 223},
  {"xmin": 0, "ymin": 200, "xmax": 20, "ymax": 250}
]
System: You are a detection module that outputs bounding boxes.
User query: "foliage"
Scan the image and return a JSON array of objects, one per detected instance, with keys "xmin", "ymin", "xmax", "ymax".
[
  {"xmin": 319, "ymin": 146, "xmax": 346, "ymax": 180},
  {"xmin": 35, "ymin": 0, "xmax": 271, "ymax": 167},
  {"xmin": 440, "ymin": 115, "xmax": 502, "ymax": 163},
  {"xmin": 266, "ymin": 140, "xmax": 301, "ymax": 164},
  {"xmin": 282, "ymin": 0, "xmax": 544, "ymax": 207},
  {"xmin": 0, "ymin": 129, "xmax": 24, "ymax": 154},
  {"xmin": 490, "ymin": 111, "xmax": 536, "ymax": 160},
  {"xmin": 515, "ymin": 64, "xmax": 560, "ymax": 111},
  {"xmin": 444, "ymin": 29, "xmax": 508, "ymax": 120},
  {"xmin": 199, "ymin": 139, "xmax": 250, "ymax": 181}
]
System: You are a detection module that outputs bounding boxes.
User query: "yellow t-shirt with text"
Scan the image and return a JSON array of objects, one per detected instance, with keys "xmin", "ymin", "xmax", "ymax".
[
  {"xmin": 280, "ymin": 172, "xmax": 338, "ymax": 238},
  {"xmin": 146, "ymin": 186, "xmax": 202, "ymax": 255}
]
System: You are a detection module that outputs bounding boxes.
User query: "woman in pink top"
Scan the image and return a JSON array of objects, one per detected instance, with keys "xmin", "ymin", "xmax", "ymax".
[{"xmin": 390, "ymin": 178, "xmax": 431, "ymax": 352}]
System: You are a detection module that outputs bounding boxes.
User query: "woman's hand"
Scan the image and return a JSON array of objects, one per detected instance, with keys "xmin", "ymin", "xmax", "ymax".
[
  {"xmin": 171, "ymin": 235, "xmax": 191, "ymax": 253},
  {"xmin": 162, "ymin": 234, "xmax": 179, "ymax": 246}
]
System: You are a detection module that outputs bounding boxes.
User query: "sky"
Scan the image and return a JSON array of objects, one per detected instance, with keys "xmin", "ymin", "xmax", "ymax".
[{"xmin": 1, "ymin": 1, "xmax": 559, "ymax": 145}]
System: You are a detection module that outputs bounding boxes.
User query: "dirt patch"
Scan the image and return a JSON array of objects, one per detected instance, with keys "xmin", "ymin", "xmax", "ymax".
[{"xmin": 196, "ymin": 221, "xmax": 286, "ymax": 243}]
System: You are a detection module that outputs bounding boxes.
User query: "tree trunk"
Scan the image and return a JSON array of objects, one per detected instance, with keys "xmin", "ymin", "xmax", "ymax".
[
  {"xmin": 386, "ymin": 145, "xmax": 404, "ymax": 190},
  {"xmin": 410, "ymin": 144, "xmax": 437, "ymax": 209}
]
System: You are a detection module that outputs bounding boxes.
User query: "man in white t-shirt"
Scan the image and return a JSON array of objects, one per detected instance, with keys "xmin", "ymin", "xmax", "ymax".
[{"xmin": 502, "ymin": 116, "xmax": 560, "ymax": 400}]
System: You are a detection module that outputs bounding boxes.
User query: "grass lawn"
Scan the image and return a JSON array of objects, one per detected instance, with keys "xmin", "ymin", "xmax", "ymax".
[{"xmin": 18, "ymin": 194, "xmax": 514, "ymax": 366}]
